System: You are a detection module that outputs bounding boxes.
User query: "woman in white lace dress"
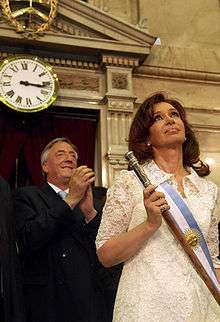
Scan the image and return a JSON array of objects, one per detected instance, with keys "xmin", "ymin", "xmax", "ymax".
[{"xmin": 96, "ymin": 92, "xmax": 220, "ymax": 322}]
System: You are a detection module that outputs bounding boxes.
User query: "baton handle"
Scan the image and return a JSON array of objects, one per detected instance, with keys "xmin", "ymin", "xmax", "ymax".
[{"xmin": 124, "ymin": 151, "xmax": 151, "ymax": 188}]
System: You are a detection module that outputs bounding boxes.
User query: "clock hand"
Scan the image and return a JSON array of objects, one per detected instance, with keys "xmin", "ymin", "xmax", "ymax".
[{"xmin": 20, "ymin": 80, "xmax": 46, "ymax": 88}]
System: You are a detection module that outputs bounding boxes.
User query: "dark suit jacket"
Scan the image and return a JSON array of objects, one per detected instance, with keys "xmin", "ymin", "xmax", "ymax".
[
  {"xmin": 14, "ymin": 183, "xmax": 108, "ymax": 322},
  {"xmin": 0, "ymin": 176, "xmax": 25, "ymax": 322}
]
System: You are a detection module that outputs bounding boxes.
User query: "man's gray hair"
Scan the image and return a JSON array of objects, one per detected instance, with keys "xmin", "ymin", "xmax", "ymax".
[{"xmin": 40, "ymin": 137, "xmax": 78, "ymax": 167}]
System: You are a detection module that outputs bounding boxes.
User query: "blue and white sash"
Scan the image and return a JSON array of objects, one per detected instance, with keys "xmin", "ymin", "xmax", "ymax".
[{"xmin": 156, "ymin": 181, "xmax": 220, "ymax": 294}]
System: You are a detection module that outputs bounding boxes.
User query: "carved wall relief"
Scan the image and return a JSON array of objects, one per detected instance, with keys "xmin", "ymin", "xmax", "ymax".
[
  {"xmin": 59, "ymin": 73, "xmax": 100, "ymax": 92},
  {"xmin": 112, "ymin": 73, "xmax": 128, "ymax": 90},
  {"xmin": 105, "ymin": 66, "xmax": 134, "ymax": 97}
]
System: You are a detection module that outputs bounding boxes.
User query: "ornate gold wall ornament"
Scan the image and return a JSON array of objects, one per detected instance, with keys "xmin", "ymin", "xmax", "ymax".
[{"xmin": 1, "ymin": 0, "xmax": 58, "ymax": 38}]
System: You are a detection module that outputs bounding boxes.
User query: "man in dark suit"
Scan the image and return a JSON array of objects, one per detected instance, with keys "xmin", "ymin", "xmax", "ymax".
[
  {"xmin": 0, "ymin": 176, "xmax": 25, "ymax": 322},
  {"xmin": 14, "ymin": 137, "xmax": 108, "ymax": 322}
]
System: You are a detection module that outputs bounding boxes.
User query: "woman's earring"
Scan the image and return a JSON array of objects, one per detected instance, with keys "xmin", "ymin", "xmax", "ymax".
[{"xmin": 147, "ymin": 142, "xmax": 151, "ymax": 147}]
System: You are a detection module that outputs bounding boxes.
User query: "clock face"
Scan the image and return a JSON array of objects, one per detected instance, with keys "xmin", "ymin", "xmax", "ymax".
[{"xmin": 0, "ymin": 56, "xmax": 59, "ymax": 112}]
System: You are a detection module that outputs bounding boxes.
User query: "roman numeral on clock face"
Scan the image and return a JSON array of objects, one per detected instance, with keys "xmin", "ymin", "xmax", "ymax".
[
  {"xmin": 26, "ymin": 98, "xmax": 32, "ymax": 106},
  {"xmin": 36, "ymin": 96, "xmax": 43, "ymax": 102},
  {"xmin": 2, "ymin": 82, "xmax": 11, "ymax": 86},
  {"xmin": 3, "ymin": 74, "xmax": 12, "ymax": 79},
  {"xmin": 10, "ymin": 65, "xmax": 19, "ymax": 73},
  {"xmin": 39, "ymin": 71, "xmax": 47, "ymax": 77},
  {"xmin": 21, "ymin": 62, "xmax": 28, "ymax": 70},
  {"xmin": 33, "ymin": 64, "xmax": 38, "ymax": 72},
  {"xmin": 6, "ymin": 90, "xmax": 15, "ymax": 98},
  {"xmin": 41, "ymin": 89, "xmax": 49, "ymax": 96},
  {"xmin": 15, "ymin": 96, "xmax": 22, "ymax": 104},
  {"xmin": 42, "ymin": 81, "xmax": 51, "ymax": 88}
]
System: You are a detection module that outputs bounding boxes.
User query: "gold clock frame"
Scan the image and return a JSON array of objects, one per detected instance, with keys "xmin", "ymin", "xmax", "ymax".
[{"xmin": 0, "ymin": 55, "xmax": 59, "ymax": 113}]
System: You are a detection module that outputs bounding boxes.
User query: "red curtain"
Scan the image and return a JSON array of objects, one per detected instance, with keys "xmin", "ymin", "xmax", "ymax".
[
  {"xmin": 0, "ymin": 108, "xmax": 97, "ymax": 186},
  {"xmin": 0, "ymin": 113, "xmax": 26, "ymax": 180},
  {"xmin": 52, "ymin": 116, "xmax": 97, "ymax": 167}
]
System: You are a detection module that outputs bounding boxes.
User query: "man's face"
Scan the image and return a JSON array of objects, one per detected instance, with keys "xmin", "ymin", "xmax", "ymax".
[{"xmin": 42, "ymin": 141, "xmax": 77, "ymax": 186}]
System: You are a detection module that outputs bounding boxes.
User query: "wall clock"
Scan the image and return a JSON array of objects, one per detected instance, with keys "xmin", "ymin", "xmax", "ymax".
[{"xmin": 0, "ymin": 56, "xmax": 59, "ymax": 112}]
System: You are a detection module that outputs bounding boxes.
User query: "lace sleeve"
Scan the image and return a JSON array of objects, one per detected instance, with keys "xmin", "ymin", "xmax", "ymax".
[
  {"xmin": 96, "ymin": 171, "xmax": 135, "ymax": 249},
  {"xmin": 206, "ymin": 184, "xmax": 220, "ymax": 261}
]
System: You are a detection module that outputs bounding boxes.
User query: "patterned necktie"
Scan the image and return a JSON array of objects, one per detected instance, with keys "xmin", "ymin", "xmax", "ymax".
[{"xmin": 58, "ymin": 190, "xmax": 67, "ymax": 200}]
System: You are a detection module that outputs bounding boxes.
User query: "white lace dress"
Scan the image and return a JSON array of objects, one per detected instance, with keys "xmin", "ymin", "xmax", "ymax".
[{"xmin": 96, "ymin": 161, "xmax": 220, "ymax": 322}]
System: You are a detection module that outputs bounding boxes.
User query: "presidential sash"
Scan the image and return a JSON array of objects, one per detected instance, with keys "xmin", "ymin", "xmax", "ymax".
[{"xmin": 157, "ymin": 181, "xmax": 220, "ymax": 302}]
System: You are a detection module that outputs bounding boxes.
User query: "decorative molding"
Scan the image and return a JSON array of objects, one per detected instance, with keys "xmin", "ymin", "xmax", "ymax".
[
  {"xmin": 106, "ymin": 149, "xmax": 128, "ymax": 166},
  {"xmin": 106, "ymin": 152, "xmax": 128, "ymax": 166},
  {"xmin": 186, "ymin": 107, "xmax": 220, "ymax": 130},
  {"xmin": 187, "ymin": 107, "xmax": 220, "ymax": 115},
  {"xmin": 108, "ymin": 157, "xmax": 128, "ymax": 166},
  {"xmin": 47, "ymin": 58, "xmax": 99, "ymax": 69},
  {"xmin": 55, "ymin": 93, "xmax": 103, "ymax": 107},
  {"xmin": 107, "ymin": 97, "xmax": 135, "ymax": 112},
  {"xmin": 191, "ymin": 124, "xmax": 220, "ymax": 132},
  {"xmin": 52, "ymin": 17, "xmax": 105, "ymax": 39},
  {"xmin": 0, "ymin": 52, "xmax": 100, "ymax": 69},
  {"xmin": 135, "ymin": 65, "xmax": 220, "ymax": 84},
  {"xmin": 102, "ymin": 55, "xmax": 139, "ymax": 68}
]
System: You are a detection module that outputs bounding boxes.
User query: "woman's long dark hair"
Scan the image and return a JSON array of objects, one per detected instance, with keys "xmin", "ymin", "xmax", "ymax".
[{"xmin": 128, "ymin": 92, "xmax": 209, "ymax": 177}]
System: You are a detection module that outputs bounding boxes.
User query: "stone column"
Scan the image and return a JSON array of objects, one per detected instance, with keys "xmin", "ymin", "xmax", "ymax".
[{"xmin": 101, "ymin": 54, "xmax": 138, "ymax": 186}]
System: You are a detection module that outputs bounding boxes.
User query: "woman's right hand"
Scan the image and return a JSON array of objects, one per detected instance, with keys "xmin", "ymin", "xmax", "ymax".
[{"xmin": 143, "ymin": 185, "xmax": 170, "ymax": 230}]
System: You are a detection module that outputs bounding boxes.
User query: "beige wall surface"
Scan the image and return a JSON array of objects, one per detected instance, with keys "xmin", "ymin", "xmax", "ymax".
[
  {"xmin": 88, "ymin": 0, "xmax": 139, "ymax": 24},
  {"xmin": 139, "ymin": 0, "xmax": 220, "ymax": 49}
]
